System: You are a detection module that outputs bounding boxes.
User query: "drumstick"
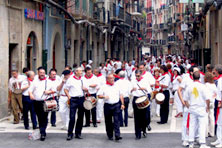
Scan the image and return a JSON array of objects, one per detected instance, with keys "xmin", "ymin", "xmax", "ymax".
[{"xmin": 137, "ymin": 84, "xmax": 148, "ymax": 97}]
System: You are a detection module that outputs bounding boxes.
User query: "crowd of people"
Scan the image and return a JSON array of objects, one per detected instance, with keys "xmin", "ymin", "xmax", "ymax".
[{"xmin": 7, "ymin": 55, "xmax": 222, "ymax": 148}]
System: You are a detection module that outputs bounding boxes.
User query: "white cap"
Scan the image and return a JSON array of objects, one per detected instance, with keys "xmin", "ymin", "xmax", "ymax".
[
  {"xmin": 186, "ymin": 64, "xmax": 191, "ymax": 70},
  {"xmin": 173, "ymin": 67, "xmax": 181, "ymax": 74},
  {"xmin": 88, "ymin": 60, "xmax": 93, "ymax": 64}
]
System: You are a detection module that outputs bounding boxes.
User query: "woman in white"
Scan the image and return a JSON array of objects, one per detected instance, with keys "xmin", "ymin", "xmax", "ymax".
[
  {"xmin": 204, "ymin": 72, "xmax": 218, "ymax": 137},
  {"xmin": 172, "ymin": 67, "xmax": 183, "ymax": 118}
]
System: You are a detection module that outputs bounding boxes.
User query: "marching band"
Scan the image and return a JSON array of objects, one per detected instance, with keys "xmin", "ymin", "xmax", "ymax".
[{"xmin": 8, "ymin": 55, "xmax": 222, "ymax": 147}]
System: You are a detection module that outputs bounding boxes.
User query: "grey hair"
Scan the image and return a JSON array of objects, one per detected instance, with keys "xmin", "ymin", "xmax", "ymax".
[
  {"xmin": 119, "ymin": 71, "xmax": 125, "ymax": 78},
  {"xmin": 27, "ymin": 71, "xmax": 35, "ymax": 78},
  {"xmin": 135, "ymin": 70, "xmax": 142, "ymax": 75},
  {"xmin": 215, "ymin": 64, "xmax": 222, "ymax": 74},
  {"xmin": 75, "ymin": 67, "xmax": 83, "ymax": 72},
  {"xmin": 94, "ymin": 67, "xmax": 101, "ymax": 73}
]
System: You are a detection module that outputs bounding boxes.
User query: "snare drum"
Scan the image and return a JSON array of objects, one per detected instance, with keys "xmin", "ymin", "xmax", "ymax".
[
  {"xmin": 151, "ymin": 90, "xmax": 159, "ymax": 100},
  {"xmin": 135, "ymin": 96, "xmax": 150, "ymax": 109},
  {"xmin": 83, "ymin": 96, "xmax": 97, "ymax": 110},
  {"xmin": 155, "ymin": 93, "xmax": 165, "ymax": 104},
  {"xmin": 43, "ymin": 100, "xmax": 58, "ymax": 112}
]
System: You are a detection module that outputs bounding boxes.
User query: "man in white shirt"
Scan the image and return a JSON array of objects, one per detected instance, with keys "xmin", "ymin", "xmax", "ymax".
[
  {"xmin": 115, "ymin": 71, "xmax": 132, "ymax": 127},
  {"xmin": 94, "ymin": 68, "xmax": 106, "ymax": 123},
  {"xmin": 184, "ymin": 71, "xmax": 210, "ymax": 148},
  {"xmin": 9, "ymin": 69, "xmax": 24, "ymax": 124},
  {"xmin": 57, "ymin": 70, "xmax": 71, "ymax": 130},
  {"xmin": 97, "ymin": 74, "xmax": 124, "ymax": 141},
  {"xmin": 29, "ymin": 67, "xmax": 50, "ymax": 141},
  {"xmin": 21, "ymin": 71, "xmax": 37, "ymax": 130},
  {"xmin": 131, "ymin": 70, "xmax": 152, "ymax": 139},
  {"xmin": 46, "ymin": 69, "xmax": 60, "ymax": 127},
  {"xmin": 64, "ymin": 67, "xmax": 86, "ymax": 140},
  {"xmin": 82, "ymin": 67, "xmax": 98, "ymax": 127}
]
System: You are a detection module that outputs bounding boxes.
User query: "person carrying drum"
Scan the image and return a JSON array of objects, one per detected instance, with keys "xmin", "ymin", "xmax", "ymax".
[
  {"xmin": 116, "ymin": 71, "xmax": 132, "ymax": 127},
  {"xmin": 64, "ymin": 67, "xmax": 86, "ymax": 141},
  {"xmin": 97, "ymin": 74, "xmax": 125, "ymax": 141},
  {"xmin": 82, "ymin": 67, "xmax": 98, "ymax": 127},
  {"xmin": 57, "ymin": 70, "xmax": 71, "ymax": 130},
  {"xmin": 131, "ymin": 70, "xmax": 152, "ymax": 140},
  {"xmin": 29, "ymin": 67, "xmax": 49, "ymax": 141},
  {"xmin": 156, "ymin": 65, "xmax": 171, "ymax": 124}
]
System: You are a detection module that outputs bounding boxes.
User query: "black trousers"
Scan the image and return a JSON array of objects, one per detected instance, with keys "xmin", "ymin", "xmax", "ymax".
[
  {"xmin": 119, "ymin": 97, "xmax": 129, "ymax": 126},
  {"xmin": 146, "ymin": 94, "xmax": 151, "ymax": 127},
  {"xmin": 104, "ymin": 102, "xmax": 121, "ymax": 138},
  {"xmin": 33, "ymin": 100, "xmax": 48, "ymax": 136},
  {"xmin": 160, "ymin": 90, "xmax": 170, "ymax": 123},
  {"xmin": 132, "ymin": 97, "xmax": 148, "ymax": 138},
  {"xmin": 47, "ymin": 97, "xmax": 58, "ymax": 125},
  {"xmin": 68, "ymin": 97, "xmax": 85, "ymax": 136},
  {"xmin": 22, "ymin": 95, "xmax": 37, "ymax": 129},
  {"xmin": 84, "ymin": 94, "xmax": 97, "ymax": 125}
]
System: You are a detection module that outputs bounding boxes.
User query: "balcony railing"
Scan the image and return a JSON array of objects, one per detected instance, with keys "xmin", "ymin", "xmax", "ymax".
[
  {"xmin": 168, "ymin": 36, "xmax": 176, "ymax": 42},
  {"xmin": 116, "ymin": 5, "xmax": 124, "ymax": 21},
  {"xmin": 125, "ymin": 12, "xmax": 132, "ymax": 26}
]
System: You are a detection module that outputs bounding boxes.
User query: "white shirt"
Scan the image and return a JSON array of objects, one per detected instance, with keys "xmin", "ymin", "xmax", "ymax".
[
  {"xmin": 46, "ymin": 78, "xmax": 60, "ymax": 97},
  {"xmin": 115, "ymin": 79, "xmax": 132, "ymax": 98},
  {"xmin": 205, "ymin": 82, "xmax": 218, "ymax": 105},
  {"xmin": 82, "ymin": 74, "xmax": 98, "ymax": 94},
  {"xmin": 100, "ymin": 66, "xmax": 107, "ymax": 77},
  {"xmin": 172, "ymin": 75, "xmax": 182, "ymax": 91},
  {"xmin": 184, "ymin": 81, "xmax": 210, "ymax": 116},
  {"xmin": 21, "ymin": 79, "xmax": 32, "ymax": 96},
  {"xmin": 217, "ymin": 76, "xmax": 222, "ymax": 100},
  {"xmin": 64, "ymin": 76, "xmax": 84, "ymax": 97},
  {"xmin": 96, "ymin": 74, "xmax": 106, "ymax": 90},
  {"xmin": 29, "ymin": 77, "xmax": 48, "ymax": 101},
  {"xmin": 126, "ymin": 64, "xmax": 134, "ymax": 78},
  {"xmin": 106, "ymin": 63, "xmax": 113, "ymax": 74},
  {"xmin": 9, "ymin": 75, "xmax": 26, "ymax": 92},
  {"xmin": 97, "ymin": 83, "xmax": 122, "ymax": 104},
  {"xmin": 159, "ymin": 73, "xmax": 171, "ymax": 91},
  {"xmin": 131, "ymin": 77, "xmax": 152, "ymax": 97}
]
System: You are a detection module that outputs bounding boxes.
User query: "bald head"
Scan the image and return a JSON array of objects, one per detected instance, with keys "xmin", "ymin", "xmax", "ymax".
[
  {"xmin": 107, "ymin": 74, "xmax": 114, "ymax": 84},
  {"xmin": 27, "ymin": 71, "xmax": 35, "ymax": 80}
]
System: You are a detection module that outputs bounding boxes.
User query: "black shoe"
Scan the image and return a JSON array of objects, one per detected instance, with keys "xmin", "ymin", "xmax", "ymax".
[
  {"xmin": 75, "ymin": 135, "xmax": 83, "ymax": 139},
  {"xmin": 147, "ymin": 125, "xmax": 152, "ymax": 131},
  {"xmin": 93, "ymin": 124, "xmax": 97, "ymax": 127},
  {"xmin": 157, "ymin": 121, "xmax": 165, "ymax": 124},
  {"xmin": 83, "ymin": 124, "xmax": 90, "ymax": 127},
  {"xmin": 143, "ymin": 132, "xmax": 147, "ymax": 138},
  {"xmin": 25, "ymin": 127, "xmax": 29, "ymax": 130},
  {"xmin": 51, "ymin": 124, "xmax": 56, "ymax": 127},
  {"xmin": 66, "ymin": 135, "xmax": 73, "ymax": 141},
  {"xmin": 33, "ymin": 126, "xmax": 38, "ymax": 130},
  {"xmin": 108, "ymin": 137, "xmax": 113, "ymax": 141},
  {"xmin": 135, "ymin": 136, "xmax": 141, "ymax": 140},
  {"xmin": 40, "ymin": 135, "xmax": 46, "ymax": 141},
  {"xmin": 115, "ymin": 136, "xmax": 122, "ymax": 141}
]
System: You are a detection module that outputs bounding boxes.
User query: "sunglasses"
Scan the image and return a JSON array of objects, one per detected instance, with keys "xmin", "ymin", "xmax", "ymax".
[{"xmin": 136, "ymin": 75, "xmax": 140, "ymax": 77}]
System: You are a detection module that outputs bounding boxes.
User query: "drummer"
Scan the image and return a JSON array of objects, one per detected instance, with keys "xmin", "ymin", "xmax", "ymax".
[
  {"xmin": 156, "ymin": 65, "xmax": 171, "ymax": 124},
  {"xmin": 82, "ymin": 67, "xmax": 98, "ymax": 127},
  {"xmin": 131, "ymin": 70, "xmax": 152, "ymax": 139}
]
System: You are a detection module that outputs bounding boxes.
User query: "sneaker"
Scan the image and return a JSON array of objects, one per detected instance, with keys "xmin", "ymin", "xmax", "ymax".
[
  {"xmin": 189, "ymin": 143, "xmax": 194, "ymax": 148},
  {"xmin": 216, "ymin": 144, "xmax": 222, "ymax": 148},
  {"xmin": 211, "ymin": 140, "xmax": 220, "ymax": 146},
  {"xmin": 200, "ymin": 144, "xmax": 210, "ymax": 148},
  {"xmin": 182, "ymin": 141, "xmax": 189, "ymax": 147}
]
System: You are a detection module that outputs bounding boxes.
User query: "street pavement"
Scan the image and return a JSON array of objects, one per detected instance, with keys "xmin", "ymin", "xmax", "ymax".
[{"xmin": 0, "ymin": 103, "xmax": 216, "ymax": 148}]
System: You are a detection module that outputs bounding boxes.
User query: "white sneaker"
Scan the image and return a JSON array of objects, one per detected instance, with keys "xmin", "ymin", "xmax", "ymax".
[
  {"xmin": 211, "ymin": 140, "xmax": 220, "ymax": 146},
  {"xmin": 182, "ymin": 141, "xmax": 189, "ymax": 147},
  {"xmin": 189, "ymin": 143, "xmax": 194, "ymax": 148},
  {"xmin": 200, "ymin": 144, "xmax": 210, "ymax": 148},
  {"xmin": 216, "ymin": 144, "xmax": 222, "ymax": 148}
]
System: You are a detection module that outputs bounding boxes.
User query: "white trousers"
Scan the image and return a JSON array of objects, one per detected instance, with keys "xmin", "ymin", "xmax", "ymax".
[
  {"xmin": 207, "ymin": 107, "xmax": 215, "ymax": 137},
  {"xmin": 182, "ymin": 111, "xmax": 189, "ymax": 141},
  {"xmin": 174, "ymin": 91, "xmax": 183, "ymax": 113},
  {"xmin": 59, "ymin": 96, "xmax": 70, "ymax": 127},
  {"xmin": 96, "ymin": 99, "xmax": 104, "ymax": 121},
  {"xmin": 216, "ymin": 108, "xmax": 222, "ymax": 144},
  {"xmin": 189, "ymin": 113, "xmax": 207, "ymax": 144}
]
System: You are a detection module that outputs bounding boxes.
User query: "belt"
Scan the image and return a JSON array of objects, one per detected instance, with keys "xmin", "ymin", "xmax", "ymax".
[
  {"xmin": 60, "ymin": 94, "xmax": 67, "ymax": 97},
  {"xmin": 105, "ymin": 102, "xmax": 119, "ymax": 106},
  {"xmin": 71, "ymin": 96, "xmax": 84, "ymax": 99}
]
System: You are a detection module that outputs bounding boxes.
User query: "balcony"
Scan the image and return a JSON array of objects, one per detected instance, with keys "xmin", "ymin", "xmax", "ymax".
[
  {"xmin": 168, "ymin": 35, "xmax": 176, "ymax": 43},
  {"xmin": 125, "ymin": 12, "xmax": 132, "ymax": 26},
  {"xmin": 116, "ymin": 5, "xmax": 125, "ymax": 21},
  {"xmin": 110, "ymin": 3, "xmax": 116, "ymax": 19}
]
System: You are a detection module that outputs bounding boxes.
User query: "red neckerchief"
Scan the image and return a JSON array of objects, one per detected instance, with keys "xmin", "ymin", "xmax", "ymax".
[
  {"xmin": 82, "ymin": 64, "xmax": 86, "ymax": 68},
  {"xmin": 191, "ymin": 63, "xmax": 195, "ymax": 66},
  {"xmin": 85, "ymin": 74, "xmax": 93, "ymax": 79},
  {"xmin": 28, "ymin": 78, "xmax": 33, "ymax": 82},
  {"xmin": 132, "ymin": 67, "xmax": 136, "ymax": 71},
  {"xmin": 194, "ymin": 80, "xmax": 201, "ymax": 83},
  {"xmin": 136, "ymin": 77, "xmax": 143, "ymax": 82},
  {"xmin": 150, "ymin": 65, "xmax": 154, "ymax": 69},
  {"xmin": 97, "ymin": 73, "xmax": 102, "ymax": 77},
  {"xmin": 200, "ymin": 71, "xmax": 205, "ymax": 76},
  {"xmin": 49, "ymin": 77, "xmax": 56, "ymax": 81},
  {"xmin": 122, "ymin": 69, "xmax": 126, "ymax": 71},
  {"xmin": 154, "ymin": 76, "xmax": 160, "ymax": 80},
  {"xmin": 70, "ymin": 72, "xmax": 73, "ymax": 75},
  {"xmin": 73, "ymin": 75, "xmax": 81, "ymax": 80},
  {"xmin": 119, "ymin": 77, "xmax": 124, "ymax": 80},
  {"xmin": 173, "ymin": 75, "xmax": 178, "ymax": 79},
  {"xmin": 215, "ymin": 74, "xmax": 222, "ymax": 80},
  {"xmin": 114, "ymin": 74, "xmax": 120, "ymax": 79},
  {"xmin": 162, "ymin": 72, "xmax": 168, "ymax": 76},
  {"xmin": 39, "ymin": 77, "xmax": 46, "ymax": 81},
  {"xmin": 106, "ymin": 81, "xmax": 114, "ymax": 86},
  {"xmin": 142, "ymin": 71, "xmax": 146, "ymax": 75}
]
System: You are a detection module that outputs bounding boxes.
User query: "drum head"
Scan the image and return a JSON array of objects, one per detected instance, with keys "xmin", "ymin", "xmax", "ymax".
[
  {"xmin": 156, "ymin": 93, "xmax": 165, "ymax": 101},
  {"xmin": 135, "ymin": 96, "xmax": 147, "ymax": 104},
  {"xmin": 84, "ymin": 100, "xmax": 93, "ymax": 110}
]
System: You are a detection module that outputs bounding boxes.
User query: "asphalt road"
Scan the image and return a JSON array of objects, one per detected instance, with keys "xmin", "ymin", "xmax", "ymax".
[{"xmin": 0, "ymin": 133, "xmax": 215, "ymax": 148}]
